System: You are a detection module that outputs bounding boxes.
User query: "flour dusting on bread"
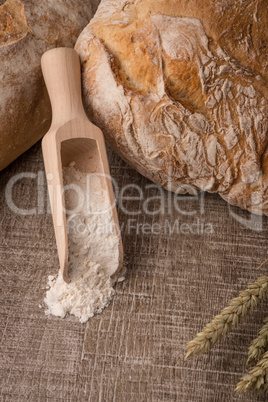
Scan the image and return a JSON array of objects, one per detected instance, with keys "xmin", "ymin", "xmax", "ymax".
[{"xmin": 75, "ymin": 0, "xmax": 268, "ymax": 214}]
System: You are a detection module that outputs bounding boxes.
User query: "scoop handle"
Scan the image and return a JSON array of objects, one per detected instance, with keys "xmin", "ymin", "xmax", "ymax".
[{"xmin": 41, "ymin": 47, "xmax": 87, "ymax": 125}]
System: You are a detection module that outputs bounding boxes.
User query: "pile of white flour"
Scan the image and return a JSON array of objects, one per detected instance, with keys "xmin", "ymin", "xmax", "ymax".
[{"xmin": 44, "ymin": 162, "xmax": 120, "ymax": 323}]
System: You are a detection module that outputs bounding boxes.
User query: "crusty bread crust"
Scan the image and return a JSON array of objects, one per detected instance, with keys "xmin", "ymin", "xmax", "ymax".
[
  {"xmin": 0, "ymin": 0, "xmax": 94, "ymax": 171},
  {"xmin": 76, "ymin": 0, "xmax": 268, "ymax": 214}
]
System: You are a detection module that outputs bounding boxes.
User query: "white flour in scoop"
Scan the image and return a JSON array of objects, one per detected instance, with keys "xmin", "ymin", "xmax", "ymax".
[{"xmin": 44, "ymin": 162, "xmax": 120, "ymax": 323}]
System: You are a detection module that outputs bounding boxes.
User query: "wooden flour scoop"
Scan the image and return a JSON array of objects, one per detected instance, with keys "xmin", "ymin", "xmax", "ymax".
[{"xmin": 41, "ymin": 47, "xmax": 123, "ymax": 283}]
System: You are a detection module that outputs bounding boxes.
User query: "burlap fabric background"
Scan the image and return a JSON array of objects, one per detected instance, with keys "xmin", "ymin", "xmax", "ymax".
[{"xmin": 0, "ymin": 141, "xmax": 268, "ymax": 401}]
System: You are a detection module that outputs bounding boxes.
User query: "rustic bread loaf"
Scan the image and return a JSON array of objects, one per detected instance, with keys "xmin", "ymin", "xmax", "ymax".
[
  {"xmin": 0, "ymin": 0, "xmax": 97, "ymax": 171},
  {"xmin": 75, "ymin": 0, "xmax": 268, "ymax": 215}
]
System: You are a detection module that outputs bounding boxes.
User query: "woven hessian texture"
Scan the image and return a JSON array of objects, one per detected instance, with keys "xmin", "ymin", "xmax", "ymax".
[{"xmin": 0, "ymin": 142, "xmax": 268, "ymax": 401}]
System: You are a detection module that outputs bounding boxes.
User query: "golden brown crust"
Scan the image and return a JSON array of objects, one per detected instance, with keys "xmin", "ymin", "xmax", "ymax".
[
  {"xmin": 136, "ymin": 0, "xmax": 268, "ymax": 82},
  {"xmin": 0, "ymin": 0, "xmax": 95, "ymax": 171},
  {"xmin": 76, "ymin": 0, "xmax": 268, "ymax": 214},
  {"xmin": 0, "ymin": 0, "xmax": 29, "ymax": 45}
]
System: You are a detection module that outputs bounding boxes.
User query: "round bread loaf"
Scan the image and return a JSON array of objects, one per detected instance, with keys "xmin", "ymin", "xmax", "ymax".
[
  {"xmin": 0, "ymin": 0, "xmax": 96, "ymax": 171},
  {"xmin": 75, "ymin": 0, "xmax": 268, "ymax": 215}
]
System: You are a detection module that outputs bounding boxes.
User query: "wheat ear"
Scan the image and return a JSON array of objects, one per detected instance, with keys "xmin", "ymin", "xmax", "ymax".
[
  {"xmin": 185, "ymin": 276, "xmax": 268, "ymax": 360},
  {"xmin": 247, "ymin": 317, "xmax": 268, "ymax": 365},
  {"xmin": 236, "ymin": 351, "xmax": 268, "ymax": 393}
]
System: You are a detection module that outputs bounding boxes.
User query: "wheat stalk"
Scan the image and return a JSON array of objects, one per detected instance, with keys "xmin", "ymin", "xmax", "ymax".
[
  {"xmin": 247, "ymin": 317, "xmax": 268, "ymax": 365},
  {"xmin": 236, "ymin": 351, "xmax": 268, "ymax": 393},
  {"xmin": 185, "ymin": 276, "xmax": 268, "ymax": 360}
]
